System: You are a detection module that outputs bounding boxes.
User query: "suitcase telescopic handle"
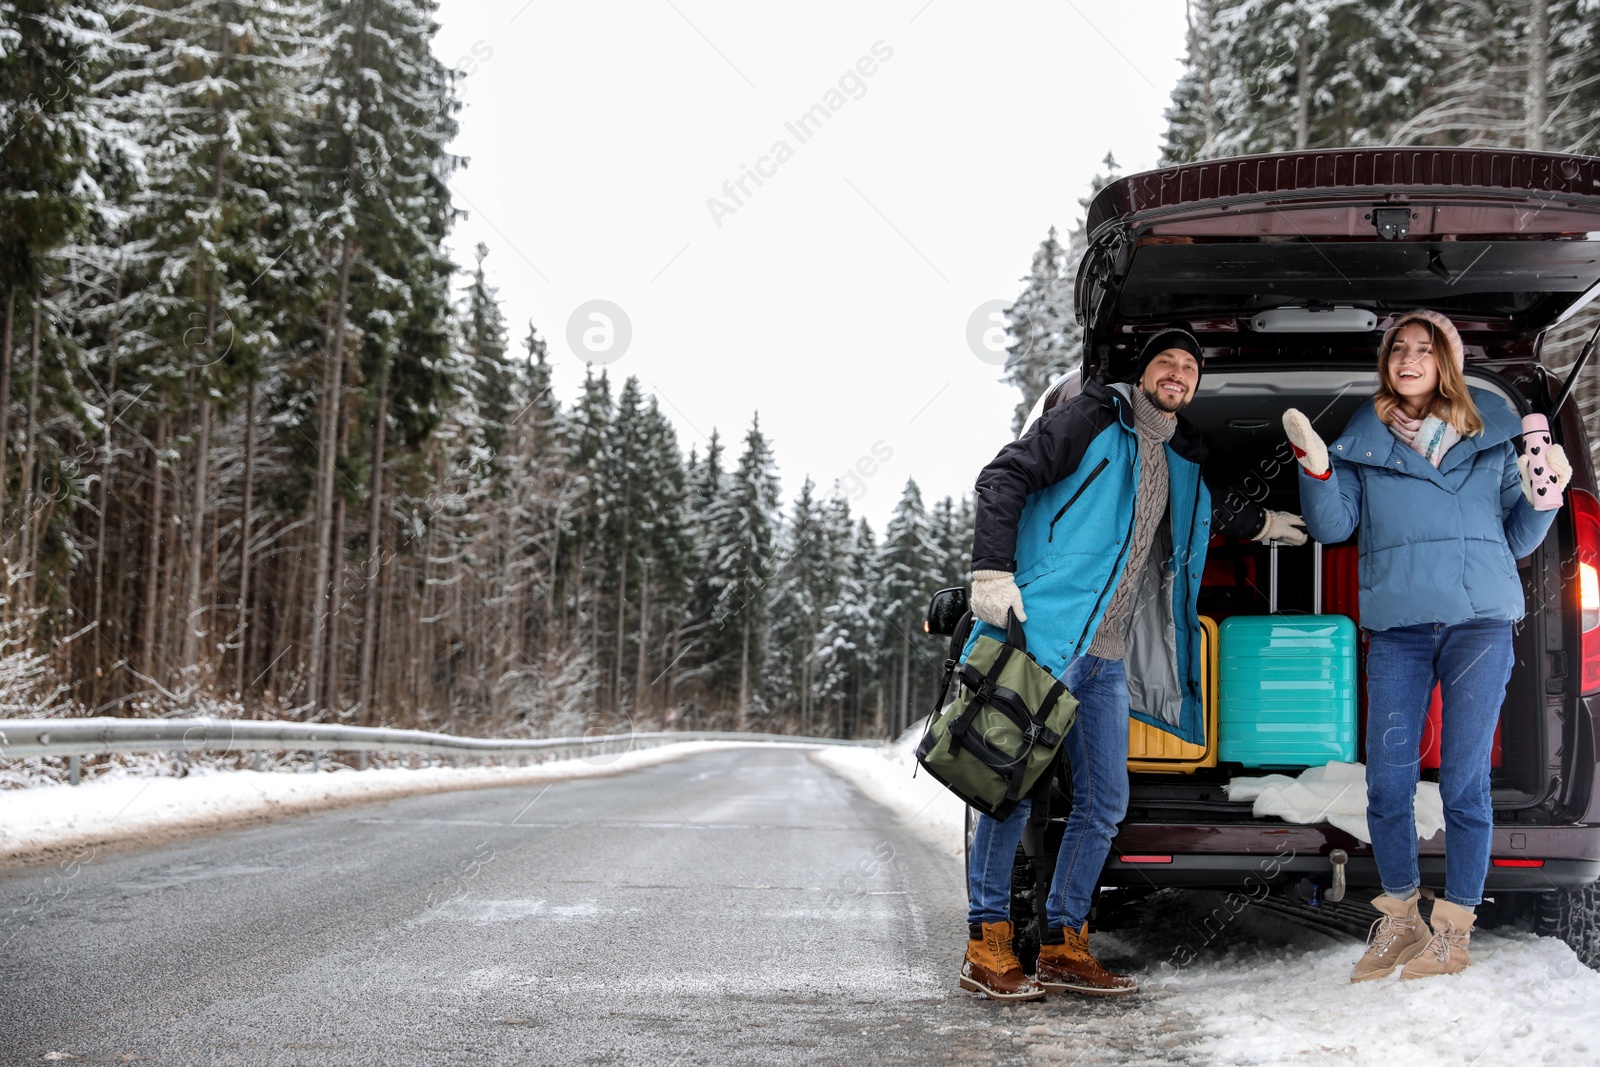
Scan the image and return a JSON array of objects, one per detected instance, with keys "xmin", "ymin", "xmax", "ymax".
[
  {"xmin": 1313, "ymin": 541, "xmax": 1322, "ymax": 615},
  {"xmin": 1264, "ymin": 539, "xmax": 1322, "ymax": 615}
]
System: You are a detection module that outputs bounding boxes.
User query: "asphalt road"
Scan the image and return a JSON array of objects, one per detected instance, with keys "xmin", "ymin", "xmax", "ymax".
[{"xmin": 0, "ymin": 747, "xmax": 1213, "ymax": 1066}]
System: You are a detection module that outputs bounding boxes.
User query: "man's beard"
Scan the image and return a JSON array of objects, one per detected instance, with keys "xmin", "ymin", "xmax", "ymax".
[{"xmin": 1141, "ymin": 383, "xmax": 1191, "ymax": 413}]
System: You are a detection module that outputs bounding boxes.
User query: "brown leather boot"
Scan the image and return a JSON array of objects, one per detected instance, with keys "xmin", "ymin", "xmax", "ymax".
[
  {"xmin": 1400, "ymin": 899, "xmax": 1476, "ymax": 979},
  {"xmin": 960, "ymin": 921, "xmax": 1047, "ymax": 1001},
  {"xmin": 1035, "ymin": 924, "xmax": 1139, "ymax": 996},
  {"xmin": 1351, "ymin": 892, "xmax": 1430, "ymax": 983}
]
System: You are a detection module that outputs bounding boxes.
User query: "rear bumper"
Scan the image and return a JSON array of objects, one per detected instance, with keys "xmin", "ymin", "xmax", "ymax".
[
  {"xmin": 1091, "ymin": 822, "xmax": 1600, "ymax": 893},
  {"xmin": 1101, "ymin": 853, "xmax": 1600, "ymax": 892}
]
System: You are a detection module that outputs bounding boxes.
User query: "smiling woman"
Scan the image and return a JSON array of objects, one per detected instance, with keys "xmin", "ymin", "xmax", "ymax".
[
  {"xmin": 1285, "ymin": 306, "xmax": 1571, "ymax": 983},
  {"xmin": 1372, "ymin": 310, "xmax": 1484, "ymax": 449}
]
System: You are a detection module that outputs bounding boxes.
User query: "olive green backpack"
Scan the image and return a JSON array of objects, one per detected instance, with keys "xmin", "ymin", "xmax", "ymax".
[{"xmin": 916, "ymin": 610, "xmax": 1077, "ymax": 820}]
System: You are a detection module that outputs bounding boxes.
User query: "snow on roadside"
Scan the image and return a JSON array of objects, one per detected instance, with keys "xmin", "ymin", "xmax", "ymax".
[
  {"xmin": 810, "ymin": 731, "xmax": 1600, "ymax": 1067},
  {"xmin": 1135, "ymin": 907, "xmax": 1600, "ymax": 1067},
  {"xmin": 0, "ymin": 740, "xmax": 765, "ymax": 863},
  {"xmin": 809, "ymin": 727, "xmax": 965, "ymax": 859}
]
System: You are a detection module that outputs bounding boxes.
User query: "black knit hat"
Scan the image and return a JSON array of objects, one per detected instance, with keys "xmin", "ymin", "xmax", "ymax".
[{"xmin": 1131, "ymin": 328, "xmax": 1204, "ymax": 383}]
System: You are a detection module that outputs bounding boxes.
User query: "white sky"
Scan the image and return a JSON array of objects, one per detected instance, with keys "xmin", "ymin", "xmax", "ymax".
[{"xmin": 429, "ymin": 0, "xmax": 1190, "ymax": 532}]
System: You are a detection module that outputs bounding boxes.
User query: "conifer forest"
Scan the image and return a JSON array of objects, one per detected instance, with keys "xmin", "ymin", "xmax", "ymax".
[{"xmin": 2, "ymin": 0, "xmax": 1599, "ymax": 742}]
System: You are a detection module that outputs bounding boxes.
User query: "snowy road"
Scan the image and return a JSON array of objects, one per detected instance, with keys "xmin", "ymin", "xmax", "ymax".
[{"xmin": 2, "ymin": 747, "xmax": 1598, "ymax": 1066}]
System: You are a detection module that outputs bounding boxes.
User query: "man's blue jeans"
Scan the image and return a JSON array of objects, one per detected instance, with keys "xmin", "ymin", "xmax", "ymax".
[
  {"xmin": 967, "ymin": 654, "xmax": 1130, "ymax": 930},
  {"xmin": 1365, "ymin": 619, "xmax": 1513, "ymax": 907}
]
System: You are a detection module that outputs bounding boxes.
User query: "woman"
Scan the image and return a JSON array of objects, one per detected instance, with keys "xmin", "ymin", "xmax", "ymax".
[{"xmin": 1282, "ymin": 309, "xmax": 1570, "ymax": 981}]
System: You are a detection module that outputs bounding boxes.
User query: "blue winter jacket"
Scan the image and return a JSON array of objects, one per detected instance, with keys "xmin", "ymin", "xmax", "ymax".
[
  {"xmin": 1297, "ymin": 387, "xmax": 1557, "ymax": 632},
  {"xmin": 965, "ymin": 380, "xmax": 1263, "ymax": 745}
]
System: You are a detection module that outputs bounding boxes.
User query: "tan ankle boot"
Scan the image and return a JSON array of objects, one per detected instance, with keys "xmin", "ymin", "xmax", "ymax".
[
  {"xmin": 1035, "ymin": 924, "xmax": 1139, "ymax": 996},
  {"xmin": 1401, "ymin": 900, "xmax": 1476, "ymax": 979},
  {"xmin": 960, "ymin": 921, "xmax": 1046, "ymax": 1001},
  {"xmin": 1351, "ymin": 892, "xmax": 1429, "ymax": 983}
]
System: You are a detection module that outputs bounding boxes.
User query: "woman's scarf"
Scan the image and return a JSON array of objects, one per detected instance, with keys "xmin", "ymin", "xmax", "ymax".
[{"xmin": 1387, "ymin": 409, "xmax": 1461, "ymax": 468}]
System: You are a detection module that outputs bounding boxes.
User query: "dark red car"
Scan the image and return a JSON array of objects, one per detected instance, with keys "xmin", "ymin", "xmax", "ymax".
[{"xmin": 930, "ymin": 147, "xmax": 1600, "ymax": 968}]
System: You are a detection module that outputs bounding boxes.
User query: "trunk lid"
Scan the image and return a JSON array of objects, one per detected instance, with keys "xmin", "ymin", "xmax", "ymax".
[{"xmin": 1076, "ymin": 148, "xmax": 1600, "ymax": 379}]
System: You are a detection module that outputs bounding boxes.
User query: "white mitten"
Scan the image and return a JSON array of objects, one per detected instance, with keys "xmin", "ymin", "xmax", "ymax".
[
  {"xmin": 1282, "ymin": 408, "xmax": 1330, "ymax": 479},
  {"xmin": 1254, "ymin": 510, "xmax": 1309, "ymax": 546},
  {"xmin": 1552, "ymin": 443, "xmax": 1574, "ymax": 491},
  {"xmin": 1519, "ymin": 443, "xmax": 1573, "ymax": 506},
  {"xmin": 970, "ymin": 570, "xmax": 1026, "ymax": 627}
]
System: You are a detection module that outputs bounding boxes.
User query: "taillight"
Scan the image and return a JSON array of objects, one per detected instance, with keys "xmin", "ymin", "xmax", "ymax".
[
  {"xmin": 1491, "ymin": 857, "xmax": 1545, "ymax": 868},
  {"xmin": 1571, "ymin": 489, "xmax": 1600, "ymax": 695},
  {"xmin": 1585, "ymin": 565, "xmax": 1600, "ymax": 633}
]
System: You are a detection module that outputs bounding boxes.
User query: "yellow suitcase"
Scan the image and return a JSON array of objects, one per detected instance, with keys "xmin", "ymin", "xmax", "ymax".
[{"xmin": 1127, "ymin": 615, "xmax": 1218, "ymax": 772}]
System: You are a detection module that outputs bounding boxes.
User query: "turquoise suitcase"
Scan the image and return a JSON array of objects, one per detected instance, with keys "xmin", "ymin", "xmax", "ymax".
[{"xmin": 1218, "ymin": 542, "xmax": 1358, "ymax": 769}]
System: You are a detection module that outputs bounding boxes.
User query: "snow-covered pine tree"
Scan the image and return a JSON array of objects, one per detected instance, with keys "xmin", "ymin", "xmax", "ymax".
[
  {"xmin": 1002, "ymin": 156, "xmax": 1118, "ymax": 430},
  {"xmin": 763, "ymin": 476, "xmax": 833, "ymax": 732},
  {"xmin": 1389, "ymin": 0, "xmax": 1595, "ymax": 151},
  {"xmin": 681, "ymin": 428, "xmax": 737, "ymax": 723},
  {"xmin": 877, "ymin": 478, "xmax": 943, "ymax": 738},
  {"xmin": 558, "ymin": 368, "xmax": 611, "ymax": 693},
  {"xmin": 1161, "ymin": 0, "xmax": 1226, "ymax": 163},
  {"xmin": 347, "ymin": 236, "xmax": 455, "ymax": 720},
  {"xmin": 508, "ymin": 324, "xmax": 568, "ymax": 643},
  {"xmin": 1545, "ymin": 0, "xmax": 1600, "ymax": 154},
  {"xmin": 297, "ymin": 0, "xmax": 461, "ymax": 713},
  {"xmin": 599, "ymin": 376, "xmax": 652, "ymax": 712},
  {"xmin": 1216, "ymin": 1, "xmax": 1425, "ymax": 154},
  {"xmin": 1164, "ymin": 0, "xmax": 1426, "ymax": 161},
  {"xmin": 633, "ymin": 395, "xmax": 691, "ymax": 715},
  {"xmin": 521, "ymin": 322, "xmax": 559, "ymax": 430},
  {"xmin": 482, "ymin": 322, "xmax": 607, "ymax": 736},
  {"xmin": 843, "ymin": 516, "xmax": 883, "ymax": 736},
  {"xmin": 54, "ymin": 0, "xmax": 319, "ymax": 697},
  {"xmin": 0, "ymin": 0, "xmax": 122, "ymax": 660},
  {"xmin": 1003, "ymin": 227, "xmax": 1077, "ymax": 434},
  {"xmin": 461, "ymin": 243, "xmax": 515, "ymax": 471},
  {"xmin": 0, "ymin": 0, "xmax": 117, "ymax": 286},
  {"xmin": 929, "ymin": 493, "xmax": 975, "ymax": 588},
  {"xmin": 715, "ymin": 413, "xmax": 781, "ymax": 730},
  {"xmin": 812, "ymin": 495, "xmax": 876, "ymax": 739}
]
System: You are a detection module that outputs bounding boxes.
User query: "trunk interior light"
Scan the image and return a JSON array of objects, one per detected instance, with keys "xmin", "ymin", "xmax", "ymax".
[
  {"xmin": 1250, "ymin": 307, "xmax": 1379, "ymax": 333},
  {"xmin": 1571, "ymin": 489, "xmax": 1600, "ymax": 695}
]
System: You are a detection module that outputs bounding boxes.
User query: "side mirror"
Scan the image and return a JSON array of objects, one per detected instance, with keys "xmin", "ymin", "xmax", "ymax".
[{"xmin": 925, "ymin": 586, "xmax": 969, "ymax": 637}]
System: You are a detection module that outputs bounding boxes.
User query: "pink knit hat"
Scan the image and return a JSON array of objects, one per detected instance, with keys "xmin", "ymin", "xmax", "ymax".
[{"xmin": 1379, "ymin": 309, "xmax": 1465, "ymax": 371}]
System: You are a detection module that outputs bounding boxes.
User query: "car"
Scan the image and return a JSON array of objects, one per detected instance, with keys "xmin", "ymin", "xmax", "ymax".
[{"xmin": 928, "ymin": 146, "xmax": 1600, "ymax": 969}]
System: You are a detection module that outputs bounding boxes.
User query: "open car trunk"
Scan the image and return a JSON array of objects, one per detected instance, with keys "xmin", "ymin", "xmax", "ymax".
[
  {"xmin": 1141, "ymin": 364, "xmax": 1560, "ymax": 816},
  {"xmin": 1057, "ymin": 148, "xmax": 1600, "ymax": 824}
]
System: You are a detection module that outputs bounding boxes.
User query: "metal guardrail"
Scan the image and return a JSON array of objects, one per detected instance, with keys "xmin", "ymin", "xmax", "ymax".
[{"xmin": 0, "ymin": 718, "xmax": 872, "ymax": 784}]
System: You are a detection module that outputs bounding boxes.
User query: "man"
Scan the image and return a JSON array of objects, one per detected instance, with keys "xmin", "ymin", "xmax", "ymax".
[{"xmin": 960, "ymin": 328, "xmax": 1306, "ymax": 1000}]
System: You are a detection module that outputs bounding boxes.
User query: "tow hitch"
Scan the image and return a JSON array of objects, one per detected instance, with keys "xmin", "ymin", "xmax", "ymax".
[{"xmin": 1326, "ymin": 849, "xmax": 1348, "ymax": 903}]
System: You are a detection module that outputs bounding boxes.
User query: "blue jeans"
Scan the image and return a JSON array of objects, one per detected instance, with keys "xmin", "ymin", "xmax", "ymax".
[
  {"xmin": 967, "ymin": 655, "xmax": 1131, "ymax": 930},
  {"xmin": 1364, "ymin": 619, "xmax": 1513, "ymax": 907}
]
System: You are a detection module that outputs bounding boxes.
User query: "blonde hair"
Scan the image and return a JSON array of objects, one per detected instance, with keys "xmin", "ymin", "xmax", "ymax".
[{"xmin": 1373, "ymin": 311, "xmax": 1484, "ymax": 437}]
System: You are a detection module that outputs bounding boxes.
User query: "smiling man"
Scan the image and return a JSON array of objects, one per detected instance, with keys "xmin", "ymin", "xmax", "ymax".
[{"xmin": 958, "ymin": 327, "xmax": 1307, "ymax": 1001}]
